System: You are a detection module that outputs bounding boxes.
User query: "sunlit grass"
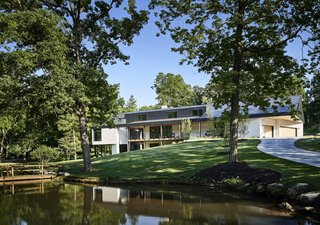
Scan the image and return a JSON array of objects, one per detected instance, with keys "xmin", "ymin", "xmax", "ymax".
[{"xmin": 58, "ymin": 139, "xmax": 320, "ymax": 189}]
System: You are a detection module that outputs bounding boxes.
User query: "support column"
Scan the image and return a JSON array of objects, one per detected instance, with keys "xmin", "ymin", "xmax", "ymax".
[
  {"xmin": 127, "ymin": 128, "xmax": 131, "ymax": 152},
  {"xmin": 198, "ymin": 121, "xmax": 201, "ymax": 137}
]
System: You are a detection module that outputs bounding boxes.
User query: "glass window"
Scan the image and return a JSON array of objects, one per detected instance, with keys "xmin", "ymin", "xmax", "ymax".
[
  {"xmin": 150, "ymin": 126, "xmax": 161, "ymax": 139},
  {"xmin": 93, "ymin": 129, "xmax": 102, "ymax": 141},
  {"xmin": 130, "ymin": 128, "xmax": 144, "ymax": 140},
  {"xmin": 167, "ymin": 112, "xmax": 177, "ymax": 118},
  {"xmin": 138, "ymin": 114, "xmax": 147, "ymax": 121},
  {"xmin": 192, "ymin": 109, "xmax": 203, "ymax": 116},
  {"xmin": 162, "ymin": 125, "xmax": 172, "ymax": 138}
]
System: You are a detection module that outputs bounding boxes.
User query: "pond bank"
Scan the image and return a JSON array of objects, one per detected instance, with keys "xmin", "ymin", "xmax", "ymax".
[{"xmin": 62, "ymin": 161, "xmax": 320, "ymax": 221}]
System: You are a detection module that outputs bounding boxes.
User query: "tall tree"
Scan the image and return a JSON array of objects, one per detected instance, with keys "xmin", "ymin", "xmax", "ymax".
[
  {"xmin": 123, "ymin": 95, "xmax": 138, "ymax": 112},
  {"xmin": 150, "ymin": 0, "xmax": 311, "ymax": 163},
  {"xmin": 152, "ymin": 72, "xmax": 194, "ymax": 107},
  {"xmin": 2, "ymin": 0, "xmax": 148, "ymax": 172},
  {"xmin": 306, "ymin": 72, "xmax": 320, "ymax": 130},
  {"xmin": 0, "ymin": 9, "xmax": 72, "ymax": 159}
]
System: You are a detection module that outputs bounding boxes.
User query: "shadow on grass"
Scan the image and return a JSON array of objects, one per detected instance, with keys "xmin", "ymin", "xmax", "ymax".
[{"xmin": 61, "ymin": 139, "xmax": 320, "ymax": 189}]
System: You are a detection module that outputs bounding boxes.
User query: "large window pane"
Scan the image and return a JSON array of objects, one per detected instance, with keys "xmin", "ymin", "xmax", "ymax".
[
  {"xmin": 150, "ymin": 126, "xmax": 160, "ymax": 139},
  {"xmin": 162, "ymin": 125, "xmax": 172, "ymax": 138}
]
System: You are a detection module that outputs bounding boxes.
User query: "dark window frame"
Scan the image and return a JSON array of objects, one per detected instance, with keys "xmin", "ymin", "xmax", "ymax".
[
  {"xmin": 93, "ymin": 129, "xmax": 102, "ymax": 141},
  {"xmin": 150, "ymin": 126, "xmax": 161, "ymax": 139},
  {"xmin": 192, "ymin": 109, "xmax": 203, "ymax": 117},
  {"xmin": 137, "ymin": 114, "xmax": 147, "ymax": 121},
  {"xmin": 162, "ymin": 125, "xmax": 173, "ymax": 138},
  {"xmin": 167, "ymin": 111, "xmax": 177, "ymax": 118}
]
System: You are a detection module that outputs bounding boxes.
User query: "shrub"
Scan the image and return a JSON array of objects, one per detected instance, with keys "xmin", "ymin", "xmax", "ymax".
[{"xmin": 31, "ymin": 145, "xmax": 60, "ymax": 164}]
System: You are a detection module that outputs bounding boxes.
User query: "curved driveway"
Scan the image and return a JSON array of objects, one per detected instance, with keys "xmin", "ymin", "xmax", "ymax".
[{"xmin": 257, "ymin": 138, "xmax": 320, "ymax": 168}]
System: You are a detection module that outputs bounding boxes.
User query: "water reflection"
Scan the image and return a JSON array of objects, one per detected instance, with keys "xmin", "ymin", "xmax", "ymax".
[{"xmin": 0, "ymin": 183, "xmax": 318, "ymax": 225}]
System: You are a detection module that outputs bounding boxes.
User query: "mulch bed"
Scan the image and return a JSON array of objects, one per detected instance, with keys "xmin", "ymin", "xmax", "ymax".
[{"xmin": 193, "ymin": 161, "xmax": 281, "ymax": 184}]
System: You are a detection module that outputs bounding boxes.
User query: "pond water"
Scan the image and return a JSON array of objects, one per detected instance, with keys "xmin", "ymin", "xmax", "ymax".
[{"xmin": 0, "ymin": 182, "xmax": 318, "ymax": 225}]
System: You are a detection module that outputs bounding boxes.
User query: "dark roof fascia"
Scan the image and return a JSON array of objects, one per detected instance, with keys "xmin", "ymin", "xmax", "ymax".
[
  {"xmin": 247, "ymin": 111, "xmax": 291, "ymax": 118},
  {"xmin": 124, "ymin": 117, "xmax": 207, "ymax": 127},
  {"xmin": 124, "ymin": 104, "xmax": 210, "ymax": 115},
  {"xmin": 91, "ymin": 125, "xmax": 112, "ymax": 129}
]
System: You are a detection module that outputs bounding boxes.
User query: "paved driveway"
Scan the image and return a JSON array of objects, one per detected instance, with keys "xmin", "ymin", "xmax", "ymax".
[{"xmin": 257, "ymin": 138, "xmax": 320, "ymax": 168}]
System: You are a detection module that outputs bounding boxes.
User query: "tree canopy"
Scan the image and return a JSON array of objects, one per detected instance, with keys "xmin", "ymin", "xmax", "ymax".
[
  {"xmin": 149, "ymin": 0, "xmax": 314, "ymax": 162},
  {"xmin": 152, "ymin": 72, "xmax": 194, "ymax": 107},
  {"xmin": 1, "ymin": 0, "xmax": 148, "ymax": 171}
]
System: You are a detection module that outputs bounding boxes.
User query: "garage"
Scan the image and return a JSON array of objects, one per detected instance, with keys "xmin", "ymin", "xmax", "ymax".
[
  {"xmin": 279, "ymin": 127, "xmax": 297, "ymax": 138},
  {"xmin": 263, "ymin": 125, "xmax": 274, "ymax": 138}
]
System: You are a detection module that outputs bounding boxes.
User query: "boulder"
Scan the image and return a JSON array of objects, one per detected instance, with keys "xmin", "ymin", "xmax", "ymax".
[
  {"xmin": 297, "ymin": 191, "xmax": 320, "ymax": 206},
  {"xmin": 287, "ymin": 188, "xmax": 298, "ymax": 199},
  {"xmin": 266, "ymin": 183, "xmax": 286, "ymax": 198},
  {"xmin": 292, "ymin": 183, "xmax": 309, "ymax": 194},
  {"xmin": 256, "ymin": 184, "xmax": 266, "ymax": 194},
  {"xmin": 279, "ymin": 202, "xmax": 294, "ymax": 212}
]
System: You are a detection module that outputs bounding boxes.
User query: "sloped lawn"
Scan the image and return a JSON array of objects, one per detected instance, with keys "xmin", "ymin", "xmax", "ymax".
[
  {"xmin": 294, "ymin": 136, "xmax": 320, "ymax": 152},
  {"xmin": 59, "ymin": 139, "xmax": 320, "ymax": 189}
]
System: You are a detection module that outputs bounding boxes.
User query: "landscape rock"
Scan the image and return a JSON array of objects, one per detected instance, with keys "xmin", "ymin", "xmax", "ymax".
[
  {"xmin": 266, "ymin": 183, "xmax": 286, "ymax": 198},
  {"xmin": 292, "ymin": 183, "xmax": 309, "ymax": 194},
  {"xmin": 256, "ymin": 184, "xmax": 266, "ymax": 194},
  {"xmin": 59, "ymin": 172, "xmax": 70, "ymax": 176},
  {"xmin": 279, "ymin": 202, "xmax": 294, "ymax": 212},
  {"xmin": 287, "ymin": 188, "xmax": 298, "ymax": 199},
  {"xmin": 297, "ymin": 191, "xmax": 320, "ymax": 206}
]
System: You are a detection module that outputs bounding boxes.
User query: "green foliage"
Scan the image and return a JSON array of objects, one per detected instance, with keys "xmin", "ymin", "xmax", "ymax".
[
  {"xmin": 221, "ymin": 178, "xmax": 245, "ymax": 191},
  {"xmin": 123, "ymin": 95, "xmax": 138, "ymax": 112},
  {"xmin": 305, "ymin": 72, "xmax": 320, "ymax": 131},
  {"xmin": 149, "ymin": 0, "xmax": 311, "ymax": 162},
  {"xmin": 181, "ymin": 119, "xmax": 191, "ymax": 139},
  {"xmin": 294, "ymin": 137, "xmax": 320, "ymax": 152},
  {"xmin": 139, "ymin": 105, "xmax": 161, "ymax": 111},
  {"xmin": 58, "ymin": 131, "xmax": 81, "ymax": 160},
  {"xmin": 152, "ymin": 73, "xmax": 194, "ymax": 107},
  {"xmin": 0, "ymin": 1, "xmax": 149, "ymax": 172},
  {"xmin": 31, "ymin": 145, "xmax": 59, "ymax": 164}
]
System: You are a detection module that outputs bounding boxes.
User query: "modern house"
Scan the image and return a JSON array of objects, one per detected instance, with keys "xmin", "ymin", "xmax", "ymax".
[{"xmin": 92, "ymin": 96, "xmax": 304, "ymax": 154}]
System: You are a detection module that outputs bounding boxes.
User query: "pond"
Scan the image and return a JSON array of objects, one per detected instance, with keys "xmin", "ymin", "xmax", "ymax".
[{"xmin": 0, "ymin": 182, "xmax": 318, "ymax": 225}]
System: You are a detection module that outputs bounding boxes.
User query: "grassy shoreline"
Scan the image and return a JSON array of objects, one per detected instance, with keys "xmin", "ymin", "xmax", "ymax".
[{"xmin": 57, "ymin": 139, "xmax": 320, "ymax": 189}]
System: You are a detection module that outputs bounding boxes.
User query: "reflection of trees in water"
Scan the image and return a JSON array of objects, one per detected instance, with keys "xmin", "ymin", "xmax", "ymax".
[
  {"xmin": 59, "ymin": 184, "xmax": 127, "ymax": 225},
  {"xmin": 128, "ymin": 215, "xmax": 139, "ymax": 225},
  {"xmin": 0, "ymin": 186, "xmax": 62, "ymax": 225},
  {"xmin": 182, "ymin": 205, "xmax": 193, "ymax": 219}
]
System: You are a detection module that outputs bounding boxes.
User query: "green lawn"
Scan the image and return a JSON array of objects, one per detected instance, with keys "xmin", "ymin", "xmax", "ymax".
[
  {"xmin": 294, "ymin": 137, "xmax": 320, "ymax": 152},
  {"xmin": 59, "ymin": 139, "xmax": 320, "ymax": 189}
]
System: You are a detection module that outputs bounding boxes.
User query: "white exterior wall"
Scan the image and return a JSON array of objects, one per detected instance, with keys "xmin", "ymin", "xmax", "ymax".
[
  {"xmin": 242, "ymin": 118, "xmax": 261, "ymax": 138},
  {"xmin": 260, "ymin": 117, "xmax": 303, "ymax": 138},
  {"xmin": 242, "ymin": 117, "xmax": 303, "ymax": 138},
  {"xmin": 92, "ymin": 128, "xmax": 119, "ymax": 154},
  {"xmin": 118, "ymin": 127, "xmax": 128, "ymax": 144}
]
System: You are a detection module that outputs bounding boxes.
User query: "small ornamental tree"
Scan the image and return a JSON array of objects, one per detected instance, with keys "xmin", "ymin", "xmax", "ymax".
[
  {"xmin": 181, "ymin": 119, "xmax": 192, "ymax": 140},
  {"xmin": 31, "ymin": 145, "xmax": 60, "ymax": 165}
]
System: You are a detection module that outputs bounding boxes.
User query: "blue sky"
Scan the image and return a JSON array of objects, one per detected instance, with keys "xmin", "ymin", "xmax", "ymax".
[
  {"xmin": 104, "ymin": 16, "xmax": 210, "ymax": 107},
  {"xmin": 104, "ymin": 2, "xmax": 308, "ymax": 107}
]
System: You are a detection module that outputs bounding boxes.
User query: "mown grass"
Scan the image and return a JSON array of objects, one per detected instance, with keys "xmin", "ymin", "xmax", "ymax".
[
  {"xmin": 58, "ymin": 139, "xmax": 320, "ymax": 189},
  {"xmin": 294, "ymin": 136, "xmax": 320, "ymax": 152}
]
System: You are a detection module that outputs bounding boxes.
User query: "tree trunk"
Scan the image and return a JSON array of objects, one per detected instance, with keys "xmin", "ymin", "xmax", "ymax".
[
  {"xmin": 73, "ymin": 129, "xmax": 77, "ymax": 160},
  {"xmin": 229, "ymin": 92, "xmax": 240, "ymax": 163},
  {"xmin": 229, "ymin": 0, "xmax": 244, "ymax": 163},
  {"xmin": 82, "ymin": 186, "xmax": 92, "ymax": 225},
  {"xmin": 78, "ymin": 106, "xmax": 92, "ymax": 172}
]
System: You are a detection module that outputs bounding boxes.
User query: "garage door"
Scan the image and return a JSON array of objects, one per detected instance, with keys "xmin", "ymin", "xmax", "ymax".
[
  {"xmin": 279, "ymin": 127, "xmax": 297, "ymax": 138},
  {"xmin": 263, "ymin": 125, "xmax": 274, "ymax": 138}
]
